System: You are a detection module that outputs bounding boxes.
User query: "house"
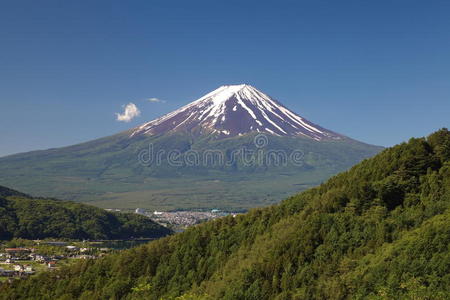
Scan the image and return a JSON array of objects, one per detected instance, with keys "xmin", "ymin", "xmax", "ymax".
[
  {"xmin": 5, "ymin": 248, "xmax": 32, "ymax": 256},
  {"xmin": 25, "ymin": 265, "xmax": 34, "ymax": 272},
  {"xmin": 13, "ymin": 264, "xmax": 24, "ymax": 272},
  {"xmin": 34, "ymin": 255, "xmax": 49, "ymax": 262},
  {"xmin": 47, "ymin": 261, "xmax": 57, "ymax": 268}
]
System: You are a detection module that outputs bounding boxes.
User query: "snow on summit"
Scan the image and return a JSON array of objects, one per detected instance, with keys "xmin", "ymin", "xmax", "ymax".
[{"xmin": 131, "ymin": 84, "xmax": 343, "ymax": 140}]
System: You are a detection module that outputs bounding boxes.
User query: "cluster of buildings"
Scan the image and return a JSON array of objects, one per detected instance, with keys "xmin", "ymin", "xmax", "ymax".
[
  {"xmin": 150, "ymin": 210, "xmax": 220, "ymax": 227},
  {"xmin": 0, "ymin": 243, "xmax": 111, "ymax": 281},
  {"xmin": 0, "ymin": 248, "xmax": 38, "ymax": 280},
  {"xmin": 1, "ymin": 248, "xmax": 37, "ymax": 262},
  {"xmin": 134, "ymin": 208, "xmax": 238, "ymax": 229}
]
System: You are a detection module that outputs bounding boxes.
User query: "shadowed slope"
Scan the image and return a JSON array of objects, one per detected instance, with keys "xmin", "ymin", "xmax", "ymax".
[{"xmin": 0, "ymin": 185, "xmax": 173, "ymax": 240}]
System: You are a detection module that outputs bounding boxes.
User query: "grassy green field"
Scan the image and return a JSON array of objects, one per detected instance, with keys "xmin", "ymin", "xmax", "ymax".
[{"xmin": 87, "ymin": 169, "xmax": 335, "ymax": 211}]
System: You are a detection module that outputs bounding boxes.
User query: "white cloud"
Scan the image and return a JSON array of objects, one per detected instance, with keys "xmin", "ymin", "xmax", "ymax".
[
  {"xmin": 116, "ymin": 103, "xmax": 141, "ymax": 122},
  {"xmin": 147, "ymin": 97, "xmax": 166, "ymax": 103}
]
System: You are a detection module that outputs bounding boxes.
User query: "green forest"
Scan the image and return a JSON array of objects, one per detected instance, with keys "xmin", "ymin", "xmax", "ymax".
[
  {"xmin": 1, "ymin": 129, "xmax": 449, "ymax": 299},
  {"xmin": 0, "ymin": 187, "xmax": 172, "ymax": 240}
]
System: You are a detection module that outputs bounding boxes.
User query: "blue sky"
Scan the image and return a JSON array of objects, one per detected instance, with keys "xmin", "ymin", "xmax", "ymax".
[{"xmin": 1, "ymin": 0, "xmax": 449, "ymax": 157}]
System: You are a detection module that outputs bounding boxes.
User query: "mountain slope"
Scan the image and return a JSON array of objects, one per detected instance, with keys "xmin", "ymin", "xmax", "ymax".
[
  {"xmin": 0, "ymin": 185, "xmax": 172, "ymax": 240},
  {"xmin": 0, "ymin": 85, "xmax": 382, "ymax": 210},
  {"xmin": 1, "ymin": 129, "xmax": 448, "ymax": 299}
]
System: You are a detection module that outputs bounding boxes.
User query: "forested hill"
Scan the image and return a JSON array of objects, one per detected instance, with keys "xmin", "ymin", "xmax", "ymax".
[
  {"xmin": 0, "ymin": 186, "xmax": 172, "ymax": 240},
  {"xmin": 1, "ymin": 129, "xmax": 449, "ymax": 300}
]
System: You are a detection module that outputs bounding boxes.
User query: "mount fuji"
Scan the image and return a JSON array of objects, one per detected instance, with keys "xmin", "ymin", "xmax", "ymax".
[
  {"xmin": 0, "ymin": 84, "xmax": 383, "ymax": 211},
  {"xmin": 132, "ymin": 84, "xmax": 341, "ymax": 140}
]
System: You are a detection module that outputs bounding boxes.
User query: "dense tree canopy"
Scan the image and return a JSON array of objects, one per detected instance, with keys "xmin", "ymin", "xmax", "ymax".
[
  {"xmin": 1, "ymin": 129, "xmax": 449, "ymax": 300},
  {"xmin": 0, "ymin": 187, "xmax": 172, "ymax": 240}
]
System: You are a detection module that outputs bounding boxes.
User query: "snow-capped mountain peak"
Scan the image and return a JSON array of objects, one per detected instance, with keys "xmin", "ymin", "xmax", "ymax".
[{"xmin": 131, "ymin": 84, "xmax": 343, "ymax": 140}]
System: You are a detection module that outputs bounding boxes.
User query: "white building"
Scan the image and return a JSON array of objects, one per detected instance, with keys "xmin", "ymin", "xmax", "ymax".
[{"xmin": 135, "ymin": 208, "xmax": 146, "ymax": 214}]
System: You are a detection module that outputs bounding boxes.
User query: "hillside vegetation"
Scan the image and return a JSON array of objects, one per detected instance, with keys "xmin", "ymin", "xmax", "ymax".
[
  {"xmin": 0, "ymin": 186, "xmax": 172, "ymax": 240},
  {"xmin": 1, "ymin": 129, "xmax": 449, "ymax": 299}
]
